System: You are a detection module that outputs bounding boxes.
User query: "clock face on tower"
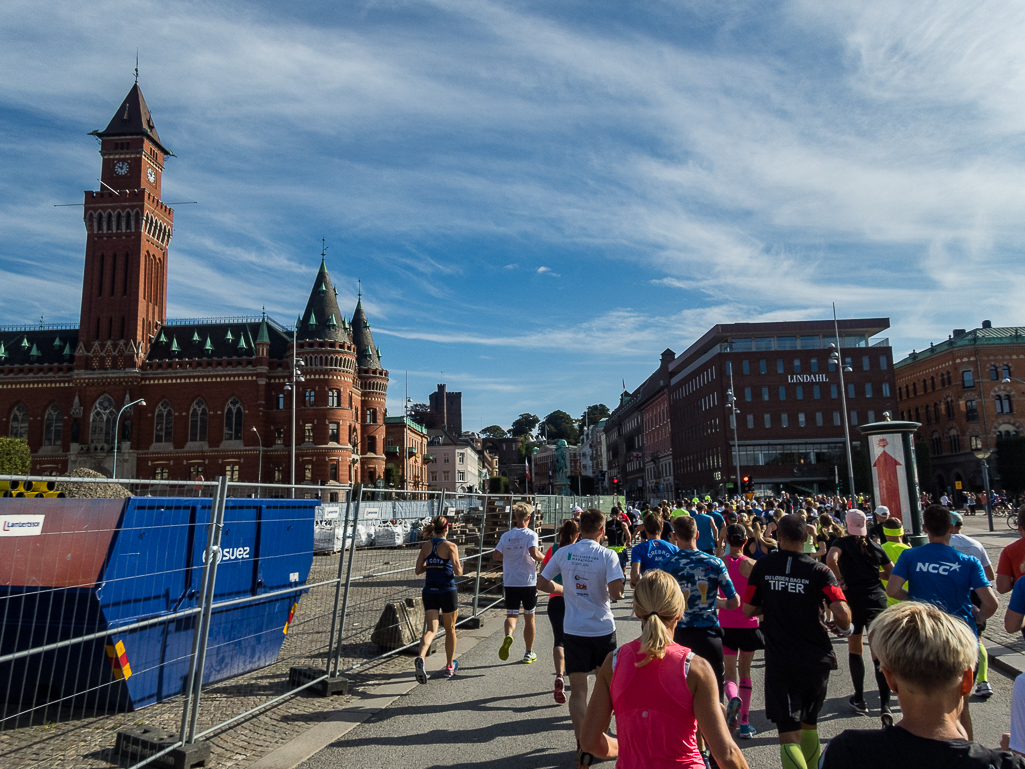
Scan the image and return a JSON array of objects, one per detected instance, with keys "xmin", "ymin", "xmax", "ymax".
[
  {"xmin": 114, "ymin": 161, "xmax": 130, "ymax": 176},
  {"xmin": 147, "ymin": 167, "xmax": 156, "ymax": 183}
]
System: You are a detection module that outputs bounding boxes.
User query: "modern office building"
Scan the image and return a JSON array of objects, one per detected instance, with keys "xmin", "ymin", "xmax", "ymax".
[
  {"xmin": 894, "ymin": 321, "xmax": 1025, "ymax": 500},
  {"xmin": 668, "ymin": 319, "xmax": 898, "ymax": 497}
]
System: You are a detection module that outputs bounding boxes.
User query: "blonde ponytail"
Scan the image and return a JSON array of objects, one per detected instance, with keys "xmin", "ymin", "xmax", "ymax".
[{"xmin": 633, "ymin": 570, "xmax": 685, "ymax": 667}]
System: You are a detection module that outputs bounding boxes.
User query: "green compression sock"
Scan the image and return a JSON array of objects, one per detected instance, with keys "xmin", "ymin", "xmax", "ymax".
[
  {"xmin": 800, "ymin": 728, "xmax": 821, "ymax": 766},
  {"xmin": 781, "ymin": 743, "xmax": 808, "ymax": 769},
  {"xmin": 977, "ymin": 642, "xmax": 989, "ymax": 684}
]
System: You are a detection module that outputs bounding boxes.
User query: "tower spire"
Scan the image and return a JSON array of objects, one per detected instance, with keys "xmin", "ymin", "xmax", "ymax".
[{"xmin": 134, "ymin": 50, "xmax": 139, "ymax": 84}]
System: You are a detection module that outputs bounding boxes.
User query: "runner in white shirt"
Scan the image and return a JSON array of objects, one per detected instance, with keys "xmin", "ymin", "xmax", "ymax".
[
  {"xmin": 538, "ymin": 509, "xmax": 624, "ymax": 757},
  {"xmin": 494, "ymin": 503, "xmax": 543, "ymax": 664},
  {"xmin": 949, "ymin": 511, "xmax": 996, "ymax": 699}
]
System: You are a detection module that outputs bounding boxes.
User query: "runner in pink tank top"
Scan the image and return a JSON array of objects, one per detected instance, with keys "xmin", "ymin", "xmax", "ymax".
[
  {"xmin": 578, "ymin": 570, "xmax": 748, "ymax": 769},
  {"xmin": 719, "ymin": 525, "xmax": 764, "ymax": 739}
]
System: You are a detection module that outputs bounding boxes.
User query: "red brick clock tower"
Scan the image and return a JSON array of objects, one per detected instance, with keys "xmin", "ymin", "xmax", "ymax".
[{"xmin": 77, "ymin": 83, "xmax": 174, "ymax": 369}]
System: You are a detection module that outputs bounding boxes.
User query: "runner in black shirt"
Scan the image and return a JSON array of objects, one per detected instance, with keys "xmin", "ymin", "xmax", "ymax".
[
  {"xmin": 826, "ymin": 510, "xmax": 893, "ymax": 724},
  {"xmin": 744, "ymin": 514, "xmax": 851, "ymax": 769},
  {"xmin": 821, "ymin": 602, "xmax": 1025, "ymax": 769}
]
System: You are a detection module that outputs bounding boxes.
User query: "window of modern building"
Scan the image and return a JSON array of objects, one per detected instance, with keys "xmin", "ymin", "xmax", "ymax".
[
  {"xmin": 745, "ymin": 387, "xmax": 752, "ymax": 402},
  {"xmin": 304, "ymin": 390, "xmax": 315, "ymax": 407},
  {"xmin": 305, "ymin": 423, "xmax": 314, "ymax": 442},
  {"xmin": 812, "ymin": 385, "xmax": 821, "ymax": 400},
  {"xmin": 779, "ymin": 386, "xmax": 787, "ymax": 401},
  {"xmin": 879, "ymin": 356, "xmax": 888, "ymax": 370},
  {"xmin": 831, "ymin": 385, "xmax": 839, "ymax": 399},
  {"xmin": 794, "ymin": 359, "xmax": 802, "ymax": 373},
  {"xmin": 833, "ymin": 411, "xmax": 841, "ymax": 426},
  {"xmin": 862, "ymin": 356, "xmax": 870, "ymax": 371},
  {"xmin": 777, "ymin": 336, "xmax": 797, "ymax": 350},
  {"xmin": 755, "ymin": 338, "xmax": 774, "ymax": 351},
  {"xmin": 815, "ymin": 412, "xmax": 824, "ymax": 426},
  {"xmin": 867, "ymin": 411, "xmax": 875, "ymax": 423},
  {"xmin": 810, "ymin": 358, "xmax": 819, "ymax": 373},
  {"xmin": 759, "ymin": 360, "xmax": 767, "ymax": 374},
  {"xmin": 847, "ymin": 383, "xmax": 855, "ymax": 398},
  {"xmin": 742, "ymin": 360, "xmax": 750, "ymax": 375},
  {"xmin": 882, "ymin": 383, "xmax": 891, "ymax": 398},
  {"xmin": 799, "ymin": 335, "xmax": 819, "ymax": 349},
  {"xmin": 798, "ymin": 413, "xmax": 806, "ymax": 427},
  {"xmin": 776, "ymin": 359, "xmax": 784, "ymax": 374},
  {"xmin": 746, "ymin": 414, "xmax": 754, "ymax": 429},
  {"xmin": 764, "ymin": 414, "xmax": 771, "ymax": 428},
  {"xmin": 850, "ymin": 411, "xmax": 859, "ymax": 426},
  {"xmin": 762, "ymin": 387, "xmax": 770, "ymax": 401},
  {"xmin": 845, "ymin": 357, "xmax": 853, "ymax": 369},
  {"xmin": 188, "ymin": 399, "xmax": 208, "ymax": 443},
  {"xmin": 795, "ymin": 385, "xmax": 804, "ymax": 400},
  {"xmin": 725, "ymin": 360, "xmax": 732, "ymax": 375},
  {"xmin": 965, "ymin": 400, "xmax": 979, "ymax": 422},
  {"xmin": 865, "ymin": 383, "xmax": 873, "ymax": 398},
  {"xmin": 328, "ymin": 389, "xmax": 341, "ymax": 407},
  {"xmin": 224, "ymin": 397, "xmax": 243, "ymax": 441},
  {"xmin": 962, "ymin": 370, "xmax": 975, "ymax": 388},
  {"xmin": 828, "ymin": 358, "xmax": 836, "ymax": 373},
  {"xmin": 781, "ymin": 414, "xmax": 789, "ymax": 428}
]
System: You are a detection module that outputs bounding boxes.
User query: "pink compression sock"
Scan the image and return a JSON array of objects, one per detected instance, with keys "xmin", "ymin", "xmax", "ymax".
[
  {"xmin": 739, "ymin": 678, "xmax": 753, "ymax": 724},
  {"xmin": 725, "ymin": 680, "xmax": 739, "ymax": 702}
]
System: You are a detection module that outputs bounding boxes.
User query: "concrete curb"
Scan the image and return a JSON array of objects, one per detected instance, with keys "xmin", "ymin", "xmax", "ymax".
[
  {"xmin": 988, "ymin": 640, "xmax": 1025, "ymax": 678},
  {"xmin": 247, "ymin": 613, "xmax": 509, "ymax": 769}
]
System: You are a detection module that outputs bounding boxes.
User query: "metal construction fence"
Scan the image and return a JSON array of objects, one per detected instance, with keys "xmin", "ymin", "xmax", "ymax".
[{"xmin": 0, "ymin": 474, "xmax": 594, "ymax": 769}]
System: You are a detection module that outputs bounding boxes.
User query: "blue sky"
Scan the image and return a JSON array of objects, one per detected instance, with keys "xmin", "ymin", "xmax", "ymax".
[{"xmin": 2, "ymin": 1, "xmax": 1024, "ymax": 432}]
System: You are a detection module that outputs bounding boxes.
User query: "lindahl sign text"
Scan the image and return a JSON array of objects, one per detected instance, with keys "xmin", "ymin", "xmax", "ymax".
[{"xmin": 788, "ymin": 374, "xmax": 829, "ymax": 383}]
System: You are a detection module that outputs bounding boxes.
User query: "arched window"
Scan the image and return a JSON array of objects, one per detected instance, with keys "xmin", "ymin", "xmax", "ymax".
[
  {"xmin": 154, "ymin": 400, "xmax": 174, "ymax": 443},
  {"xmin": 189, "ymin": 399, "xmax": 208, "ymax": 443},
  {"xmin": 989, "ymin": 364, "xmax": 999, "ymax": 381},
  {"xmin": 115, "ymin": 211, "xmax": 123, "ymax": 232},
  {"xmin": 8, "ymin": 404, "xmax": 28, "ymax": 440},
  {"xmin": 962, "ymin": 370, "xmax": 974, "ymax": 388},
  {"xmin": 43, "ymin": 404, "xmax": 63, "ymax": 447},
  {"xmin": 930, "ymin": 376, "xmax": 935, "ymax": 391},
  {"xmin": 223, "ymin": 397, "xmax": 243, "ymax": 441},
  {"xmin": 105, "ymin": 211, "xmax": 113, "ymax": 232},
  {"xmin": 1004, "ymin": 364, "xmax": 1013, "ymax": 380},
  {"xmin": 89, "ymin": 395, "xmax": 116, "ymax": 447}
]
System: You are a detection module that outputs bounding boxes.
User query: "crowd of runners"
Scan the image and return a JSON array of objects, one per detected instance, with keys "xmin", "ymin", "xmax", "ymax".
[{"xmin": 412, "ymin": 496, "xmax": 1025, "ymax": 768}]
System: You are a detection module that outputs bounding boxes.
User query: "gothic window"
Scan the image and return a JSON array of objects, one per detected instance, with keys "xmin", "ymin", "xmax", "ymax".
[
  {"xmin": 1004, "ymin": 364, "xmax": 1013, "ymax": 380},
  {"xmin": 990, "ymin": 365, "xmax": 999, "ymax": 381},
  {"xmin": 154, "ymin": 400, "xmax": 173, "ymax": 443},
  {"xmin": 9, "ymin": 404, "xmax": 28, "ymax": 440},
  {"xmin": 277, "ymin": 393, "xmax": 284, "ymax": 409},
  {"xmin": 189, "ymin": 399, "xmax": 208, "ymax": 442},
  {"xmin": 106, "ymin": 211, "xmax": 112, "ymax": 232},
  {"xmin": 89, "ymin": 395, "xmax": 116, "ymax": 447},
  {"xmin": 962, "ymin": 370, "xmax": 974, "ymax": 388},
  {"xmin": 98, "ymin": 253, "xmax": 105, "ymax": 297},
  {"xmin": 223, "ymin": 397, "xmax": 243, "ymax": 441},
  {"xmin": 328, "ymin": 389, "xmax": 340, "ymax": 407},
  {"xmin": 115, "ymin": 211, "xmax": 123, "ymax": 232},
  {"xmin": 43, "ymin": 404, "xmax": 63, "ymax": 447},
  {"xmin": 931, "ymin": 434, "xmax": 943, "ymax": 456},
  {"xmin": 949, "ymin": 432, "xmax": 961, "ymax": 453},
  {"xmin": 965, "ymin": 400, "xmax": 979, "ymax": 422},
  {"xmin": 304, "ymin": 390, "xmax": 315, "ymax": 407}
]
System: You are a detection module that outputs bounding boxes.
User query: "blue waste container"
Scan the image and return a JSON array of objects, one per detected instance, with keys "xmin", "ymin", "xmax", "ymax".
[{"xmin": 0, "ymin": 495, "xmax": 316, "ymax": 711}]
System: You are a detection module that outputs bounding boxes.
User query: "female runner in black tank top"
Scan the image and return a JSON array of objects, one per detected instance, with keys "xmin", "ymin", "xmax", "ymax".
[{"xmin": 414, "ymin": 516, "xmax": 463, "ymax": 683}]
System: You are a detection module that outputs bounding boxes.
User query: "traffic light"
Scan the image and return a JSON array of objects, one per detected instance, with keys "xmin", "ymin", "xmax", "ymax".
[
  {"xmin": 612, "ymin": 477, "xmax": 619, "ymax": 489},
  {"xmin": 741, "ymin": 476, "xmax": 753, "ymax": 494}
]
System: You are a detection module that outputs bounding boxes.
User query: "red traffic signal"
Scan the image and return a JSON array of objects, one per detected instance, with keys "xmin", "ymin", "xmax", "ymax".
[
  {"xmin": 742, "ymin": 476, "xmax": 750, "ymax": 483},
  {"xmin": 612, "ymin": 477, "xmax": 619, "ymax": 485}
]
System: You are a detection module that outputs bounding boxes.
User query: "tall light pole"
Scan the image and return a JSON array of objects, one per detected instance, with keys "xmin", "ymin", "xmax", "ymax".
[
  {"xmin": 251, "ymin": 425, "xmax": 263, "ymax": 497},
  {"xmin": 973, "ymin": 447, "xmax": 994, "ymax": 532},
  {"xmin": 830, "ymin": 304, "xmax": 856, "ymax": 500},
  {"xmin": 726, "ymin": 367, "xmax": 741, "ymax": 501},
  {"xmin": 112, "ymin": 398, "xmax": 145, "ymax": 481},
  {"xmin": 283, "ymin": 324, "xmax": 305, "ymax": 498}
]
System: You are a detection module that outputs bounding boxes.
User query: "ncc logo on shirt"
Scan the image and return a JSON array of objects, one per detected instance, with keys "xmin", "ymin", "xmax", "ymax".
[{"xmin": 915, "ymin": 561, "xmax": 961, "ymax": 575}]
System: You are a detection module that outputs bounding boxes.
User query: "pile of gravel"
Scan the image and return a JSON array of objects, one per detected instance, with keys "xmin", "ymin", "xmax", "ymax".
[{"xmin": 55, "ymin": 468, "xmax": 132, "ymax": 499}]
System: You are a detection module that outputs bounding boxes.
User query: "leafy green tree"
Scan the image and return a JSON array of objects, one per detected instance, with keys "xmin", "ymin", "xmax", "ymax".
[
  {"xmin": 577, "ymin": 404, "xmax": 610, "ymax": 433},
  {"xmin": 542, "ymin": 410, "xmax": 579, "ymax": 444},
  {"xmin": 407, "ymin": 402, "xmax": 441, "ymax": 430},
  {"xmin": 510, "ymin": 413, "xmax": 540, "ymax": 437},
  {"xmin": 488, "ymin": 476, "xmax": 511, "ymax": 494},
  {"xmin": 0, "ymin": 437, "xmax": 31, "ymax": 475},
  {"xmin": 996, "ymin": 436, "xmax": 1025, "ymax": 501},
  {"xmin": 481, "ymin": 425, "xmax": 508, "ymax": 438}
]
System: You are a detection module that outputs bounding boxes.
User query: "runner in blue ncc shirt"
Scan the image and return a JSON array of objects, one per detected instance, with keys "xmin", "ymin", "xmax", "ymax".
[
  {"xmin": 629, "ymin": 513, "xmax": 680, "ymax": 587},
  {"xmin": 887, "ymin": 504, "xmax": 998, "ymax": 741},
  {"xmin": 692, "ymin": 503, "xmax": 720, "ymax": 556}
]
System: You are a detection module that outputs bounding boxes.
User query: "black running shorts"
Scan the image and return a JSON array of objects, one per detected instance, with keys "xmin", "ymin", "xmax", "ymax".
[
  {"xmin": 848, "ymin": 595, "xmax": 886, "ymax": 636},
  {"xmin": 765, "ymin": 658, "xmax": 830, "ymax": 733},
  {"xmin": 504, "ymin": 585, "xmax": 538, "ymax": 614},
  {"xmin": 547, "ymin": 595, "xmax": 566, "ymax": 647},
  {"xmin": 722, "ymin": 627, "xmax": 765, "ymax": 654},
  {"xmin": 422, "ymin": 589, "xmax": 459, "ymax": 615},
  {"xmin": 564, "ymin": 632, "xmax": 617, "ymax": 675},
  {"xmin": 674, "ymin": 626, "xmax": 725, "ymax": 698}
]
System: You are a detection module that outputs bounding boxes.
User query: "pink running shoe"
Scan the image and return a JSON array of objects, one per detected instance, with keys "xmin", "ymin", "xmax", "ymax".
[{"xmin": 554, "ymin": 675, "xmax": 566, "ymax": 704}]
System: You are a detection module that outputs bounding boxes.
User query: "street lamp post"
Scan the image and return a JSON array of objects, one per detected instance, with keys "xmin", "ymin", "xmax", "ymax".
[
  {"xmin": 973, "ymin": 448, "xmax": 994, "ymax": 532},
  {"xmin": 283, "ymin": 324, "xmax": 305, "ymax": 498},
  {"xmin": 112, "ymin": 398, "xmax": 145, "ymax": 481},
  {"xmin": 830, "ymin": 305, "xmax": 857, "ymax": 501},
  {"xmin": 726, "ymin": 368, "xmax": 741, "ymax": 502},
  {"xmin": 251, "ymin": 425, "xmax": 263, "ymax": 497}
]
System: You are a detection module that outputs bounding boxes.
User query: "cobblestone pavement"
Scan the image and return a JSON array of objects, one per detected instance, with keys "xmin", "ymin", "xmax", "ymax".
[
  {"xmin": 961, "ymin": 513, "xmax": 1025, "ymax": 657},
  {"xmin": 0, "ymin": 543, "xmax": 502, "ymax": 769}
]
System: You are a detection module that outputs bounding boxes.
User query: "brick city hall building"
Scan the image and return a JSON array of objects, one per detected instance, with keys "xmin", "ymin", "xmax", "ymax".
[
  {"xmin": 668, "ymin": 319, "xmax": 898, "ymax": 497},
  {"xmin": 0, "ymin": 83, "xmax": 388, "ymax": 490}
]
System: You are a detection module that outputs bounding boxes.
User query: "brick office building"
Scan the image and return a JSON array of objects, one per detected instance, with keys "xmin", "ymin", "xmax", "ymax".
[
  {"xmin": 384, "ymin": 416, "xmax": 429, "ymax": 490},
  {"xmin": 0, "ymin": 82, "xmax": 388, "ymax": 489},
  {"xmin": 668, "ymin": 319, "xmax": 898, "ymax": 497},
  {"xmin": 894, "ymin": 321, "xmax": 1025, "ymax": 499}
]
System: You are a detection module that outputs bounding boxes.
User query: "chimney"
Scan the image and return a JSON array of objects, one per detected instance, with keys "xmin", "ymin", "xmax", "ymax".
[
  {"xmin": 953, "ymin": 329, "xmax": 967, "ymax": 338},
  {"xmin": 982, "ymin": 320, "xmax": 992, "ymax": 329}
]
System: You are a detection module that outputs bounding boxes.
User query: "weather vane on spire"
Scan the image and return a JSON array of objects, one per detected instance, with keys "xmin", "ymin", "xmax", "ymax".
[
  {"xmin": 357, "ymin": 279, "xmax": 361, "ymax": 299},
  {"xmin": 134, "ymin": 50, "xmax": 139, "ymax": 84},
  {"xmin": 321, "ymin": 237, "xmax": 328, "ymax": 259}
]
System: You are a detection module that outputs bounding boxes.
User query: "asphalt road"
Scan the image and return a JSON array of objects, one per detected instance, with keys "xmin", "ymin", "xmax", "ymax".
[{"xmin": 300, "ymin": 589, "xmax": 1016, "ymax": 769}]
